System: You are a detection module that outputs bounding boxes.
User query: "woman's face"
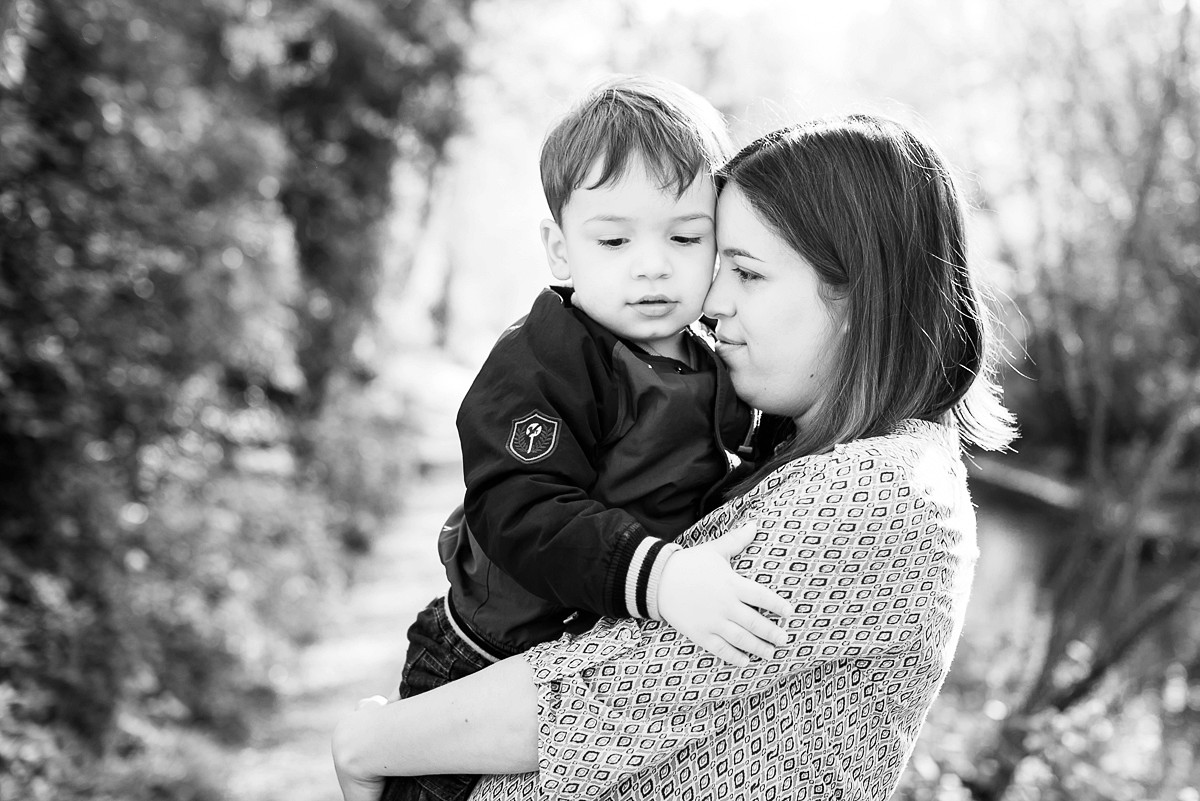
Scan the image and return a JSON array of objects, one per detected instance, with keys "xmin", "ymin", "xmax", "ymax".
[{"xmin": 703, "ymin": 184, "xmax": 845, "ymax": 423}]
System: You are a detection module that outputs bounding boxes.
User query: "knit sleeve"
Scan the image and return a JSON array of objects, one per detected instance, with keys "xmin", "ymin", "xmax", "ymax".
[{"xmin": 513, "ymin": 436, "xmax": 975, "ymax": 800}]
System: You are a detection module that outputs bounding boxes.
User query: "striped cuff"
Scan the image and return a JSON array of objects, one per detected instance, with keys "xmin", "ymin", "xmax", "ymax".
[{"xmin": 623, "ymin": 539, "xmax": 683, "ymax": 620}]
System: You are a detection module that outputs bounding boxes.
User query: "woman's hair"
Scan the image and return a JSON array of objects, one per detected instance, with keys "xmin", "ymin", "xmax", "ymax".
[{"xmin": 718, "ymin": 115, "xmax": 1015, "ymax": 489}]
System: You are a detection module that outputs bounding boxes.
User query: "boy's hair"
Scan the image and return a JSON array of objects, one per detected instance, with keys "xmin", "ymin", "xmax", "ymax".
[
  {"xmin": 540, "ymin": 75, "xmax": 732, "ymax": 224},
  {"xmin": 718, "ymin": 115, "xmax": 1016, "ymax": 490}
]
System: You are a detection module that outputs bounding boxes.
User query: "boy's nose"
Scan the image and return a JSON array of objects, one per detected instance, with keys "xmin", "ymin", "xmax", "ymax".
[{"xmin": 632, "ymin": 245, "xmax": 672, "ymax": 279}]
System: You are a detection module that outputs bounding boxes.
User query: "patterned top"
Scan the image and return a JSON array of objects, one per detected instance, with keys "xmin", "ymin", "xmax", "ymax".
[{"xmin": 469, "ymin": 420, "xmax": 976, "ymax": 801}]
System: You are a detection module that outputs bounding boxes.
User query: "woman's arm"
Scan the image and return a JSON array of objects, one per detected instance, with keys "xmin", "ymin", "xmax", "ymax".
[
  {"xmin": 331, "ymin": 657, "xmax": 539, "ymax": 798},
  {"xmin": 514, "ymin": 440, "xmax": 974, "ymax": 799},
  {"xmin": 331, "ymin": 525, "xmax": 789, "ymax": 801}
]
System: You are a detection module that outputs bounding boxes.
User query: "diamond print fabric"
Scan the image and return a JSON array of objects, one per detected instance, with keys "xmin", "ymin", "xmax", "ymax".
[{"xmin": 470, "ymin": 420, "xmax": 976, "ymax": 801}]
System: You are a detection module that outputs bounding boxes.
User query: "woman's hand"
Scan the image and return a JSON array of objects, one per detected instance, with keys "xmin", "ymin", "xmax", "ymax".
[
  {"xmin": 332, "ymin": 695, "xmax": 391, "ymax": 801},
  {"xmin": 657, "ymin": 522, "xmax": 792, "ymax": 666}
]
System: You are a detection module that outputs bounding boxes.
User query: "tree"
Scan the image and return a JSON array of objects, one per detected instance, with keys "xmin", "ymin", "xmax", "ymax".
[
  {"xmin": 0, "ymin": 1, "xmax": 472, "ymax": 798},
  {"xmin": 953, "ymin": 2, "xmax": 1200, "ymax": 797},
  {"xmin": 264, "ymin": 0, "xmax": 472, "ymax": 421}
]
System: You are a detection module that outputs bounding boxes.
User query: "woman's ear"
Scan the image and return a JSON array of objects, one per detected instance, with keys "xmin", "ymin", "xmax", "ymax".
[{"xmin": 540, "ymin": 219, "xmax": 571, "ymax": 281}]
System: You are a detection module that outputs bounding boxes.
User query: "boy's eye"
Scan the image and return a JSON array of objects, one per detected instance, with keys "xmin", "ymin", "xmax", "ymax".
[
  {"xmin": 671, "ymin": 236, "xmax": 703, "ymax": 245},
  {"xmin": 598, "ymin": 238, "xmax": 628, "ymax": 249}
]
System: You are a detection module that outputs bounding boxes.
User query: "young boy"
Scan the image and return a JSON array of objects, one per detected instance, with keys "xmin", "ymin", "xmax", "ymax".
[{"xmin": 387, "ymin": 76, "xmax": 755, "ymax": 801}]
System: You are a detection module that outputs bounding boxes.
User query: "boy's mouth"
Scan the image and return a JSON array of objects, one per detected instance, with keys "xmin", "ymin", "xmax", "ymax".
[{"xmin": 631, "ymin": 295, "xmax": 678, "ymax": 318}]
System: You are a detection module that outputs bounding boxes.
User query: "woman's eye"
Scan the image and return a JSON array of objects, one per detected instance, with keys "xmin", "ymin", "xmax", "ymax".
[
  {"xmin": 598, "ymin": 238, "xmax": 628, "ymax": 249},
  {"xmin": 732, "ymin": 266, "xmax": 761, "ymax": 283}
]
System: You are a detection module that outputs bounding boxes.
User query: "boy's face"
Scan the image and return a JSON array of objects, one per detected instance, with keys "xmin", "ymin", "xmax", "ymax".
[{"xmin": 540, "ymin": 157, "xmax": 717, "ymax": 358}]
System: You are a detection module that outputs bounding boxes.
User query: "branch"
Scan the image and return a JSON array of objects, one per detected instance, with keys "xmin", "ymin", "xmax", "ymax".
[
  {"xmin": 1124, "ymin": 387, "xmax": 1200, "ymax": 523},
  {"xmin": 1046, "ymin": 558, "xmax": 1200, "ymax": 712},
  {"xmin": 1117, "ymin": 1, "xmax": 1191, "ymax": 266}
]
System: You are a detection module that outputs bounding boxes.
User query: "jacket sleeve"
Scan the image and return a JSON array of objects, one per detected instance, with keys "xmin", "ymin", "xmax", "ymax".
[
  {"xmin": 518, "ymin": 444, "xmax": 976, "ymax": 799},
  {"xmin": 458, "ymin": 296, "xmax": 676, "ymax": 620}
]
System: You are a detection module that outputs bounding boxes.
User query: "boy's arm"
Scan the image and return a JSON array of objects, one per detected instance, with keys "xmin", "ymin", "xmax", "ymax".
[{"xmin": 457, "ymin": 295, "xmax": 671, "ymax": 620}]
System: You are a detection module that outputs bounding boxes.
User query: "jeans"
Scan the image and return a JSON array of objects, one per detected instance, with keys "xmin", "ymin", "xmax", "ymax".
[{"xmin": 379, "ymin": 596, "xmax": 495, "ymax": 801}]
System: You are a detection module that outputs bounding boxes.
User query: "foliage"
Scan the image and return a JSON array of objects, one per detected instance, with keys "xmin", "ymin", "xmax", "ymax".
[
  {"xmin": 308, "ymin": 374, "xmax": 413, "ymax": 555},
  {"xmin": 5, "ymin": 0, "xmax": 1196, "ymax": 797},
  {"xmin": 896, "ymin": 616, "xmax": 1200, "ymax": 801},
  {"xmin": 234, "ymin": 0, "xmax": 471, "ymax": 417},
  {"xmin": 982, "ymin": 3, "xmax": 1200, "ymax": 472},
  {"xmin": 0, "ymin": 0, "xmax": 469, "ymax": 798}
]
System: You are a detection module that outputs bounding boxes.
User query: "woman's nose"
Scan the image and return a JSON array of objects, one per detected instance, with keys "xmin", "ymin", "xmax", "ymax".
[{"xmin": 702, "ymin": 265, "xmax": 732, "ymax": 318}]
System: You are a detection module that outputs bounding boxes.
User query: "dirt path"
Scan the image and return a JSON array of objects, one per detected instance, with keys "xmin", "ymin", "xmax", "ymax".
[{"xmin": 226, "ymin": 353, "xmax": 471, "ymax": 801}]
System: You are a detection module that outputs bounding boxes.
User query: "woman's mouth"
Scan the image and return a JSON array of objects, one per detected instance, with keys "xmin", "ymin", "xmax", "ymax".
[
  {"xmin": 714, "ymin": 333, "xmax": 744, "ymax": 347},
  {"xmin": 713, "ymin": 335, "xmax": 745, "ymax": 358}
]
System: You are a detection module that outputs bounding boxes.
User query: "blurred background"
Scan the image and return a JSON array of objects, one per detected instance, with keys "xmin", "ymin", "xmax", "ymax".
[{"xmin": 3, "ymin": 0, "xmax": 1200, "ymax": 799}]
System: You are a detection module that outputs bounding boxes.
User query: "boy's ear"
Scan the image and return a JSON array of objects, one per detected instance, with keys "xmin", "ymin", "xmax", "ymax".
[{"xmin": 540, "ymin": 219, "xmax": 571, "ymax": 281}]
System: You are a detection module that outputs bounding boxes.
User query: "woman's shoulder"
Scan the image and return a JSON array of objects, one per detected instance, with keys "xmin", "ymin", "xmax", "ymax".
[
  {"xmin": 754, "ymin": 419, "xmax": 964, "ymax": 499},
  {"xmin": 836, "ymin": 418, "xmax": 961, "ymax": 464}
]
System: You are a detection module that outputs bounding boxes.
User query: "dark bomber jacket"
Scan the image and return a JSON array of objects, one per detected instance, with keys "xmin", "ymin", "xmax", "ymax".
[{"xmin": 439, "ymin": 286, "xmax": 754, "ymax": 658}]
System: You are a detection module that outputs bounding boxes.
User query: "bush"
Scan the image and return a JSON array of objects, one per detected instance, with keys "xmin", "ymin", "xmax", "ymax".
[
  {"xmin": 0, "ymin": 0, "xmax": 470, "ymax": 797},
  {"xmin": 307, "ymin": 375, "xmax": 414, "ymax": 555}
]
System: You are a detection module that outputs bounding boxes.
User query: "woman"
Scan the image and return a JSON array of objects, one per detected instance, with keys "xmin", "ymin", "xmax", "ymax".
[{"xmin": 333, "ymin": 114, "xmax": 1015, "ymax": 800}]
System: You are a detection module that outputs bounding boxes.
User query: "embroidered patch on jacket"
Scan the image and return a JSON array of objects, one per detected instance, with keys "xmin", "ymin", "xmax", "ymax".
[{"xmin": 507, "ymin": 411, "xmax": 560, "ymax": 463}]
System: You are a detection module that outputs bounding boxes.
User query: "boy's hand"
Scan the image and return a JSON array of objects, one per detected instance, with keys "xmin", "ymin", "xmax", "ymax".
[{"xmin": 656, "ymin": 522, "xmax": 792, "ymax": 666}]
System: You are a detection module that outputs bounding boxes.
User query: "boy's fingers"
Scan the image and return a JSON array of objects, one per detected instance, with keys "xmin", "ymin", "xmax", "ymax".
[
  {"xmin": 710, "ymin": 521, "xmax": 759, "ymax": 558},
  {"xmin": 729, "ymin": 606, "xmax": 789, "ymax": 649},
  {"xmin": 705, "ymin": 634, "xmax": 751, "ymax": 667},
  {"xmin": 730, "ymin": 520, "xmax": 758, "ymax": 537},
  {"xmin": 738, "ymin": 578, "xmax": 793, "ymax": 618},
  {"xmin": 718, "ymin": 623, "xmax": 778, "ymax": 662}
]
